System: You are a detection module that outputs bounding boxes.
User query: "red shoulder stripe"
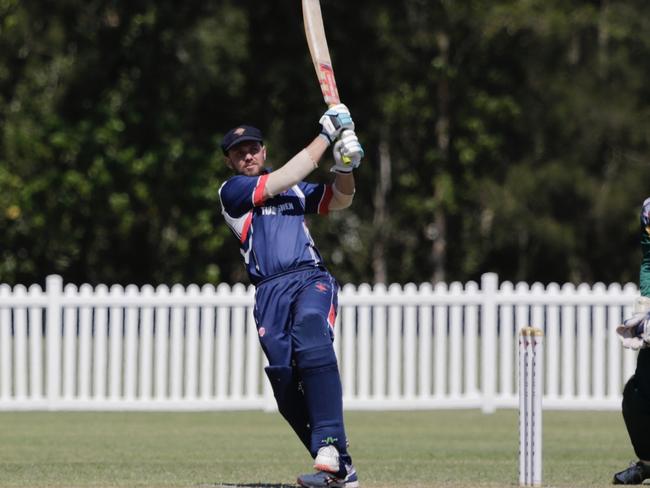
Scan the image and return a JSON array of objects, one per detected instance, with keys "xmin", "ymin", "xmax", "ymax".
[{"xmin": 253, "ymin": 174, "xmax": 269, "ymax": 207}]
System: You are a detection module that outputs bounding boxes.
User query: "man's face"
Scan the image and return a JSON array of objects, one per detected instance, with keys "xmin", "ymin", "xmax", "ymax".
[{"xmin": 225, "ymin": 141, "xmax": 266, "ymax": 176}]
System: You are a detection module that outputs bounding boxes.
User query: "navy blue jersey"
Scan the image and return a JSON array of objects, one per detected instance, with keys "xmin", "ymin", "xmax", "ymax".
[{"xmin": 218, "ymin": 172, "xmax": 334, "ymax": 285}]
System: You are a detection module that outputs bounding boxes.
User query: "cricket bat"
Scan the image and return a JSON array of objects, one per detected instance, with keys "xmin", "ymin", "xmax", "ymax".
[
  {"xmin": 302, "ymin": 0, "xmax": 359, "ymax": 165},
  {"xmin": 302, "ymin": 0, "xmax": 341, "ymax": 107}
]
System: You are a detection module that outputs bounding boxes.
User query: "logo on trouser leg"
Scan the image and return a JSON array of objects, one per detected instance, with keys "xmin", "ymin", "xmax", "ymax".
[
  {"xmin": 315, "ymin": 282, "xmax": 329, "ymax": 293},
  {"xmin": 321, "ymin": 436, "xmax": 338, "ymax": 445},
  {"xmin": 328, "ymin": 304, "xmax": 336, "ymax": 330}
]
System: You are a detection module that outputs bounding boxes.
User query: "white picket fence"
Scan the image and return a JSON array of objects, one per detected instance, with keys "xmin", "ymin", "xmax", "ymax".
[{"xmin": 0, "ymin": 273, "xmax": 640, "ymax": 412}]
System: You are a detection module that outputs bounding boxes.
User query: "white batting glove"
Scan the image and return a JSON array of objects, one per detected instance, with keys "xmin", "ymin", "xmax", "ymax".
[
  {"xmin": 331, "ymin": 130, "xmax": 364, "ymax": 174},
  {"xmin": 319, "ymin": 104, "xmax": 355, "ymax": 144},
  {"xmin": 617, "ymin": 310, "xmax": 650, "ymax": 350}
]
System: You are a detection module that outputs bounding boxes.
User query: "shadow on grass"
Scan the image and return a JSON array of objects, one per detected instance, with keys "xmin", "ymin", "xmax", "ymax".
[{"xmin": 199, "ymin": 484, "xmax": 296, "ymax": 488}]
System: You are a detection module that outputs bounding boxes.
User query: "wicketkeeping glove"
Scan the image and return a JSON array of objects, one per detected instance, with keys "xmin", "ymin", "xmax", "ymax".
[
  {"xmin": 616, "ymin": 310, "xmax": 650, "ymax": 350},
  {"xmin": 331, "ymin": 130, "xmax": 364, "ymax": 174},
  {"xmin": 319, "ymin": 104, "xmax": 354, "ymax": 144}
]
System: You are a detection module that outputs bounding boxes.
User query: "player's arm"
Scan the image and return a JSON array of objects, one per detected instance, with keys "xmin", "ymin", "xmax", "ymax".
[
  {"xmin": 330, "ymin": 172, "xmax": 355, "ymax": 209},
  {"xmin": 328, "ymin": 130, "xmax": 363, "ymax": 210},
  {"xmin": 617, "ymin": 197, "xmax": 650, "ymax": 350},
  {"xmin": 263, "ymin": 104, "xmax": 355, "ymax": 199}
]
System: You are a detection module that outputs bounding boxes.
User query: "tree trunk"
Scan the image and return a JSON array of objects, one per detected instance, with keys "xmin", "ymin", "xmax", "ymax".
[
  {"xmin": 598, "ymin": 0, "xmax": 610, "ymax": 79},
  {"xmin": 431, "ymin": 30, "xmax": 450, "ymax": 283},
  {"xmin": 372, "ymin": 136, "xmax": 391, "ymax": 283}
]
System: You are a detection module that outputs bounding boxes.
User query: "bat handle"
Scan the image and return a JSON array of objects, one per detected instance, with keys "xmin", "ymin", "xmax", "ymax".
[{"xmin": 326, "ymin": 104, "xmax": 359, "ymax": 166}]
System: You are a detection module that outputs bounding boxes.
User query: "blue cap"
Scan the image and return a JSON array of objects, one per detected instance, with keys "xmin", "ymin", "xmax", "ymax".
[{"xmin": 221, "ymin": 125, "xmax": 264, "ymax": 154}]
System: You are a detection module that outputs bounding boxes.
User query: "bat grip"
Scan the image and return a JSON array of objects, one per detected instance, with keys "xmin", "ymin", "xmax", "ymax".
[{"xmin": 325, "ymin": 104, "xmax": 358, "ymax": 166}]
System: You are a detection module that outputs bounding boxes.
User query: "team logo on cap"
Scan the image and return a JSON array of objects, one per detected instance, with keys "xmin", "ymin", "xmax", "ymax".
[{"xmin": 234, "ymin": 127, "xmax": 246, "ymax": 136}]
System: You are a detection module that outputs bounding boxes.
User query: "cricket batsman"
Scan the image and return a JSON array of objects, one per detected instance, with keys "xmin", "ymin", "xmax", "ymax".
[
  {"xmin": 218, "ymin": 104, "xmax": 362, "ymax": 488},
  {"xmin": 614, "ymin": 197, "xmax": 650, "ymax": 484}
]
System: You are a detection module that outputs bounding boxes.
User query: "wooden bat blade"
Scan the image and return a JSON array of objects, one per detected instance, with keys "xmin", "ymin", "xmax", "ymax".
[{"xmin": 302, "ymin": 0, "xmax": 340, "ymax": 106}]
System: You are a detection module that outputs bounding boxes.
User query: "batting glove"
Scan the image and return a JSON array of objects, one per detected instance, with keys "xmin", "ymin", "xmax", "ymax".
[
  {"xmin": 331, "ymin": 130, "xmax": 364, "ymax": 174},
  {"xmin": 319, "ymin": 104, "xmax": 354, "ymax": 144},
  {"xmin": 616, "ymin": 310, "xmax": 650, "ymax": 350}
]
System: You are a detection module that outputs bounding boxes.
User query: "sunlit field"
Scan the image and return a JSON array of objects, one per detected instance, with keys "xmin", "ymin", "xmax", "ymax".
[{"xmin": 0, "ymin": 409, "xmax": 634, "ymax": 487}]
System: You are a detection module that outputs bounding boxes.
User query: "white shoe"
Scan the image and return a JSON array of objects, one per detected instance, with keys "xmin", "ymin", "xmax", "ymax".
[
  {"xmin": 298, "ymin": 463, "xmax": 359, "ymax": 488},
  {"xmin": 313, "ymin": 445, "xmax": 339, "ymax": 473}
]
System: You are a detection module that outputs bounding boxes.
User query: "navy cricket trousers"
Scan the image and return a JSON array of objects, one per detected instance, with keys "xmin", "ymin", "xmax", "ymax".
[
  {"xmin": 253, "ymin": 266, "xmax": 350, "ymax": 460},
  {"xmin": 253, "ymin": 266, "xmax": 338, "ymax": 367}
]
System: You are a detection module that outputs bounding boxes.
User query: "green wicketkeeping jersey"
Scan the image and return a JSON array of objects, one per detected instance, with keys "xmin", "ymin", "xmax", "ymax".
[{"xmin": 640, "ymin": 214, "xmax": 650, "ymax": 297}]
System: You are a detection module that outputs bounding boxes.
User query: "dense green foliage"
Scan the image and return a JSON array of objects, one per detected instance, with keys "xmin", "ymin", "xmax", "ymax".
[{"xmin": 1, "ymin": 0, "xmax": 649, "ymax": 285}]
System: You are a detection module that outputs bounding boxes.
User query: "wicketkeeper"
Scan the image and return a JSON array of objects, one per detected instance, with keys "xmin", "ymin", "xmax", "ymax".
[
  {"xmin": 614, "ymin": 197, "xmax": 650, "ymax": 485},
  {"xmin": 218, "ymin": 104, "xmax": 362, "ymax": 488}
]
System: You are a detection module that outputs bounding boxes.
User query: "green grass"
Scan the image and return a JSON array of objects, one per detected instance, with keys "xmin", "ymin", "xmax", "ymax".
[{"xmin": 0, "ymin": 409, "xmax": 635, "ymax": 487}]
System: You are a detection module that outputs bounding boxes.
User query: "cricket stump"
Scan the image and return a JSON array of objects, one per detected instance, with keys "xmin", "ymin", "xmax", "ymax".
[{"xmin": 519, "ymin": 326, "xmax": 544, "ymax": 487}]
